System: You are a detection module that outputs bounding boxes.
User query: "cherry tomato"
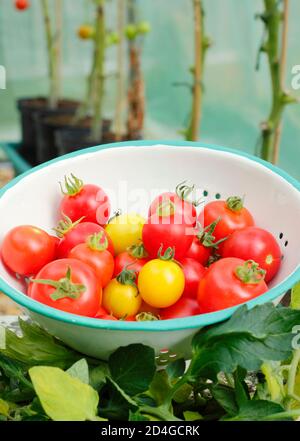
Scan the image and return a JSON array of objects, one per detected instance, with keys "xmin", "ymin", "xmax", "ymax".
[
  {"xmin": 68, "ymin": 232, "xmax": 114, "ymax": 287},
  {"xmin": 1, "ymin": 226, "xmax": 56, "ymax": 276},
  {"xmin": 138, "ymin": 251, "xmax": 185, "ymax": 308},
  {"xmin": 142, "ymin": 201, "xmax": 194, "ymax": 259},
  {"xmin": 103, "ymin": 268, "xmax": 142, "ymax": 319},
  {"xmin": 149, "ymin": 181, "xmax": 198, "ymax": 226},
  {"xmin": 77, "ymin": 24, "xmax": 95, "ymax": 40},
  {"xmin": 55, "ymin": 217, "xmax": 114, "ymax": 259},
  {"xmin": 15, "ymin": 0, "xmax": 30, "ymax": 10},
  {"xmin": 114, "ymin": 243, "xmax": 148, "ymax": 279},
  {"xmin": 179, "ymin": 257, "xmax": 206, "ymax": 298},
  {"xmin": 160, "ymin": 297, "xmax": 200, "ymax": 320},
  {"xmin": 197, "ymin": 257, "xmax": 268, "ymax": 313},
  {"xmin": 95, "ymin": 306, "xmax": 118, "ymax": 320},
  {"xmin": 28, "ymin": 259, "xmax": 102, "ymax": 317},
  {"xmin": 59, "ymin": 174, "xmax": 110, "ymax": 226},
  {"xmin": 221, "ymin": 227, "xmax": 282, "ymax": 282},
  {"xmin": 105, "ymin": 213, "xmax": 145, "ymax": 255},
  {"xmin": 200, "ymin": 196, "xmax": 255, "ymax": 241}
]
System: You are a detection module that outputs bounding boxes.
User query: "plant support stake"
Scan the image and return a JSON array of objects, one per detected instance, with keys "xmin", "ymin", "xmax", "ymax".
[{"xmin": 257, "ymin": 0, "xmax": 297, "ymax": 164}]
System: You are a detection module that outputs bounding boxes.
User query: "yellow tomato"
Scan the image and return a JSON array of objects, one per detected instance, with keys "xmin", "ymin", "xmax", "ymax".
[
  {"xmin": 138, "ymin": 259, "xmax": 185, "ymax": 308},
  {"xmin": 103, "ymin": 278, "xmax": 142, "ymax": 319},
  {"xmin": 105, "ymin": 213, "xmax": 145, "ymax": 255},
  {"xmin": 77, "ymin": 24, "xmax": 95, "ymax": 40}
]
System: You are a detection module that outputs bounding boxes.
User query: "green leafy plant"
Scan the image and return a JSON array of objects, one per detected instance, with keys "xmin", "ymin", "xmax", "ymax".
[{"xmin": 1, "ymin": 301, "xmax": 300, "ymax": 421}]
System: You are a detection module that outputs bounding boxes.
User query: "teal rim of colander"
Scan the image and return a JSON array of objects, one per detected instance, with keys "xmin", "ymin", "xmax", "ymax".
[{"xmin": 0, "ymin": 140, "xmax": 299, "ymax": 332}]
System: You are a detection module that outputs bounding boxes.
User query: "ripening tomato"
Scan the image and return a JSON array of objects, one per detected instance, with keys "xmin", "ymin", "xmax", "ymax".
[
  {"xmin": 59, "ymin": 174, "xmax": 110, "ymax": 226},
  {"xmin": 113, "ymin": 243, "xmax": 148, "ymax": 279},
  {"xmin": 197, "ymin": 257, "xmax": 268, "ymax": 313},
  {"xmin": 160, "ymin": 297, "xmax": 200, "ymax": 320},
  {"xmin": 1, "ymin": 226, "xmax": 56, "ymax": 276},
  {"xmin": 142, "ymin": 201, "xmax": 194, "ymax": 259},
  {"xmin": 103, "ymin": 269, "xmax": 142, "ymax": 319},
  {"xmin": 28, "ymin": 259, "xmax": 102, "ymax": 317},
  {"xmin": 68, "ymin": 232, "xmax": 114, "ymax": 287},
  {"xmin": 179, "ymin": 257, "xmax": 206, "ymax": 298},
  {"xmin": 221, "ymin": 227, "xmax": 282, "ymax": 282},
  {"xmin": 105, "ymin": 213, "xmax": 145, "ymax": 255},
  {"xmin": 55, "ymin": 217, "xmax": 114, "ymax": 258},
  {"xmin": 77, "ymin": 24, "xmax": 95, "ymax": 40},
  {"xmin": 138, "ymin": 252, "xmax": 185, "ymax": 308},
  {"xmin": 148, "ymin": 181, "xmax": 198, "ymax": 226},
  {"xmin": 15, "ymin": 0, "xmax": 30, "ymax": 10},
  {"xmin": 200, "ymin": 196, "xmax": 255, "ymax": 241}
]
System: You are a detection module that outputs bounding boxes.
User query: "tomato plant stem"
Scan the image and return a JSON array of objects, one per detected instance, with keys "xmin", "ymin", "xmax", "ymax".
[
  {"xmin": 287, "ymin": 349, "xmax": 300, "ymax": 409},
  {"xmin": 114, "ymin": 0, "xmax": 126, "ymax": 141}
]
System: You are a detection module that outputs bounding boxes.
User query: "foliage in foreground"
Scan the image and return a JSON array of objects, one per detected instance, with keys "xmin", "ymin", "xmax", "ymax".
[{"xmin": 1, "ymin": 289, "xmax": 300, "ymax": 421}]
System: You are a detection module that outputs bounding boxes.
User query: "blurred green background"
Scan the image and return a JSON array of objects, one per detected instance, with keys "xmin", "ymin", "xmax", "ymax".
[{"xmin": 0, "ymin": 0, "xmax": 299, "ymax": 178}]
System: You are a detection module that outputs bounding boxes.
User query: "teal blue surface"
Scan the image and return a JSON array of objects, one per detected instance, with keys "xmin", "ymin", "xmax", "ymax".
[
  {"xmin": 0, "ymin": 140, "xmax": 299, "ymax": 331},
  {"xmin": 1, "ymin": 142, "xmax": 31, "ymax": 174},
  {"xmin": 0, "ymin": 1, "xmax": 299, "ymax": 178}
]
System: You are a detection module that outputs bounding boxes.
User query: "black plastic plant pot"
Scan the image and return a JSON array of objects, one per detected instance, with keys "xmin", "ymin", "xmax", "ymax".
[{"xmin": 54, "ymin": 120, "xmax": 112, "ymax": 157}]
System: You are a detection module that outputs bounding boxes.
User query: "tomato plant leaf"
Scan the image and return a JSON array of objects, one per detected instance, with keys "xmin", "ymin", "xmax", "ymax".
[
  {"xmin": 0, "ymin": 325, "xmax": 5, "ymax": 349},
  {"xmin": 29, "ymin": 366, "xmax": 99, "ymax": 421},
  {"xmin": 108, "ymin": 344, "xmax": 156, "ymax": 396},
  {"xmin": 0, "ymin": 398, "xmax": 10, "ymax": 417},
  {"xmin": 191, "ymin": 304, "xmax": 300, "ymax": 379},
  {"xmin": 99, "ymin": 377, "xmax": 138, "ymax": 421},
  {"xmin": 129, "ymin": 410, "xmax": 150, "ymax": 421},
  {"xmin": 148, "ymin": 370, "xmax": 172, "ymax": 405},
  {"xmin": 166, "ymin": 358, "xmax": 186, "ymax": 381},
  {"xmin": 224, "ymin": 400, "xmax": 290, "ymax": 421},
  {"xmin": 291, "ymin": 283, "xmax": 300, "ymax": 310},
  {"xmin": 212, "ymin": 384, "xmax": 238, "ymax": 416},
  {"xmin": 67, "ymin": 359, "xmax": 89, "ymax": 384},
  {"xmin": 89, "ymin": 362, "xmax": 109, "ymax": 390},
  {"xmin": 233, "ymin": 367, "xmax": 249, "ymax": 407},
  {"xmin": 183, "ymin": 411, "xmax": 203, "ymax": 421}
]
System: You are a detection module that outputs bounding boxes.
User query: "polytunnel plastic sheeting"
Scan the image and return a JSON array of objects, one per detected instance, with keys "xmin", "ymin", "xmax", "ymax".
[{"xmin": 0, "ymin": 0, "xmax": 299, "ymax": 178}]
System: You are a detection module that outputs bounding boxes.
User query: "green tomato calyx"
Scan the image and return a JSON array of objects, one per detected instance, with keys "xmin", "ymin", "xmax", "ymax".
[
  {"xmin": 176, "ymin": 180, "xmax": 202, "ymax": 207},
  {"xmin": 235, "ymin": 260, "xmax": 266, "ymax": 284},
  {"xmin": 158, "ymin": 246, "xmax": 175, "ymax": 261},
  {"xmin": 53, "ymin": 214, "xmax": 84, "ymax": 238},
  {"xmin": 197, "ymin": 218, "xmax": 227, "ymax": 249},
  {"xmin": 226, "ymin": 196, "xmax": 244, "ymax": 213},
  {"xmin": 87, "ymin": 232, "xmax": 108, "ymax": 251},
  {"xmin": 31, "ymin": 267, "xmax": 85, "ymax": 301},
  {"xmin": 136, "ymin": 312, "xmax": 160, "ymax": 322},
  {"xmin": 116, "ymin": 266, "xmax": 137, "ymax": 287},
  {"xmin": 127, "ymin": 243, "xmax": 148, "ymax": 259},
  {"xmin": 59, "ymin": 174, "xmax": 84, "ymax": 196}
]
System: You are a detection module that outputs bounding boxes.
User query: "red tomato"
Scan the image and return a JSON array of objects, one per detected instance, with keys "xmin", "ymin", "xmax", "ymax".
[
  {"xmin": 59, "ymin": 174, "xmax": 110, "ymax": 226},
  {"xmin": 179, "ymin": 257, "xmax": 206, "ymax": 298},
  {"xmin": 200, "ymin": 196, "xmax": 255, "ymax": 241},
  {"xmin": 28, "ymin": 259, "xmax": 102, "ymax": 317},
  {"xmin": 1, "ymin": 226, "xmax": 56, "ymax": 276},
  {"xmin": 160, "ymin": 297, "xmax": 200, "ymax": 320},
  {"xmin": 149, "ymin": 181, "xmax": 198, "ymax": 226},
  {"xmin": 114, "ymin": 243, "xmax": 148, "ymax": 278},
  {"xmin": 142, "ymin": 201, "xmax": 194, "ymax": 259},
  {"xmin": 68, "ymin": 232, "xmax": 115, "ymax": 287},
  {"xmin": 186, "ymin": 236, "xmax": 211, "ymax": 265},
  {"xmin": 15, "ymin": 0, "xmax": 30, "ymax": 10},
  {"xmin": 221, "ymin": 227, "xmax": 282, "ymax": 283},
  {"xmin": 197, "ymin": 257, "xmax": 268, "ymax": 313},
  {"xmin": 95, "ymin": 306, "xmax": 117, "ymax": 320},
  {"xmin": 55, "ymin": 217, "xmax": 114, "ymax": 259}
]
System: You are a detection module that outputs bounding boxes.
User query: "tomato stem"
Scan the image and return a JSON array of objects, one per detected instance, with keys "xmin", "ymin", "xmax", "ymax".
[
  {"xmin": 157, "ymin": 245, "xmax": 175, "ymax": 261},
  {"xmin": 226, "ymin": 196, "xmax": 244, "ymax": 213},
  {"xmin": 175, "ymin": 180, "xmax": 202, "ymax": 207},
  {"xmin": 59, "ymin": 174, "xmax": 84, "ymax": 196},
  {"xmin": 53, "ymin": 214, "xmax": 85, "ymax": 238},
  {"xmin": 196, "ymin": 218, "xmax": 227, "ymax": 249},
  {"xmin": 235, "ymin": 260, "xmax": 266, "ymax": 284},
  {"xmin": 31, "ymin": 267, "xmax": 85, "ymax": 301},
  {"xmin": 87, "ymin": 232, "xmax": 108, "ymax": 251},
  {"xmin": 127, "ymin": 242, "xmax": 148, "ymax": 259},
  {"xmin": 116, "ymin": 266, "xmax": 137, "ymax": 286}
]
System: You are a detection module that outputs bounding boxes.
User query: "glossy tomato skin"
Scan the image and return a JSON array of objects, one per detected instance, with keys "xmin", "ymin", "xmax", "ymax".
[
  {"xmin": 138, "ymin": 259, "xmax": 185, "ymax": 308},
  {"xmin": 114, "ymin": 252, "xmax": 147, "ymax": 279},
  {"xmin": 142, "ymin": 213, "xmax": 194, "ymax": 260},
  {"xmin": 56, "ymin": 222, "xmax": 114, "ymax": 259},
  {"xmin": 15, "ymin": 0, "xmax": 30, "ymax": 10},
  {"xmin": 105, "ymin": 213, "xmax": 145, "ymax": 255},
  {"xmin": 179, "ymin": 257, "xmax": 206, "ymax": 298},
  {"xmin": 103, "ymin": 279, "xmax": 142, "ymax": 319},
  {"xmin": 160, "ymin": 297, "xmax": 200, "ymax": 320},
  {"xmin": 197, "ymin": 257, "xmax": 268, "ymax": 313},
  {"xmin": 186, "ymin": 235, "xmax": 212, "ymax": 266},
  {"xmin": 1, "ymin": 226, "xmax": 56, "ymax": 276},
  {"xmin": 221, "ymin": 227, "xmax": 282, "ymax": 282},
  {"xmin": 149, "ymin": 192, "xmax": 196, "ymax": 226},
  {"xmin": 60, "ymin": 184, "xmax": 110, "ymax": 226},
  {"xmin": 68, "ymin": 243, "xmax": 114, "ymax": 287},
  {"xmin": 200, "ymin": 200, "xmax": 254, "ymax": 241},
  {"xmin": 28, "ymin": 259, "xmax": 102, "ymax": 317}
]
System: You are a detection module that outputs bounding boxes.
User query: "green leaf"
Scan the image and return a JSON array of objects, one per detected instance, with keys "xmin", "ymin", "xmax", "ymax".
[
  {"xmin": 234, "ymin": 367, "xmax": 249, "ymax": 407},
  {"xmin": 212, "ymin": 384, "xmax": 238, "ymax": 416},
  {"xmin": 109, "ymin": 344, "xmax": 156, "ymax": 396},
  {"xmin": 261, "ymin": 361, "xmax": 285, "ymax": 402},
  {"xmin": 183, "ymin": 411, "xmax": 203, "ymax": 421},
  {"xmin": 89, "ymin": 362, "xmax": 109, "ymax": 390},
  {"xmin": 99, "ymin": 377, "xmax": 137, "ymax": 421},
  {"xmin": 0, "ymin": 325, "xmax": 5, "ymax": 349},
  {"xmin": 291, "ymin": 283, "xmax": 300, "ymax": 309},
  {"xmin": 0, "ymin": 319, "xmax": 82, "ymax": 369},
  {"xmin": 129, "ymin": 410, "xmax": 150, "ymax": 421},
  {"xmin": 166, "ymin": 358, "xmax": 186, "ymax": 381},
  {"xmin": 0, "ymin": 398, "xmax": 9, "ymax": 417},
  {"xmin": 225, "ymin": 400, "xmax": 290, "ymax": 421},
  {"xmin": 0, "ymin": 354, "xmax": 33, "ymax": 389},
  {"xmin": 148, "ymin": 370, "xmax": 172, "ymax": 406},
  {"xmin": 191, "ymin": 304, "xmax": 300, "ymax": 379},
  {"xmin": 67, "ymin": 359, "xmax": 89, "ymax": 384},
  {"xmin": 29, "ymin": 366, "xmax": 99, "ymax": 421}
]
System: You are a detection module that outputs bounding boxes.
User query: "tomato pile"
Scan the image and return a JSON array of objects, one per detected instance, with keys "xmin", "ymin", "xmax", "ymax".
[{"xmin": 0, "ymin": 175, "xmax": 283, "ymax": 322}]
